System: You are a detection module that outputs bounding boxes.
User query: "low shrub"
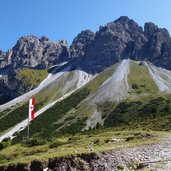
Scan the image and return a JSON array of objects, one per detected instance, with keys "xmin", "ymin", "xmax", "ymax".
[
  {"xmin": 0, "ymin": 137, "xmax": 12, "ymax": 150},
  {"xmin": 25, "ymin": 138, "xmax": 46, "ymax": 147},
  {"xmin": 49, "ymin": 140, "xmax": 66, "ymax": 148}
]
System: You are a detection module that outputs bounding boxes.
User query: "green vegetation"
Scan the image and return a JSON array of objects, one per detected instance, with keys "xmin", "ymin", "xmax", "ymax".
[
  {"xmin": 0, "ymin": 98, "xmax": 48, "ymax": 134},
  {"xmin": 14, "ymin": 88, "xmax": 90, "ymax": 141},
  {"xmin": 0, "ymin": 65, "xmax": 115, "ymax": 140},
  {"xmin": 128, "ymin": 61, "xmax": 158, "ymax": 98},
  {"xmin": 59, "ymin": 117, "xmax": 88, "ymax": 134},
  {"xmin": 0, "ymin": 138, "xmax": 11, "ymax": 150},
  {"xmin": 2, "ymin": 61, "xmax": 171, "ymax": 168},
  {"xmin": 97, "ymin": 101, "xmax": 117, "ymax": 119},
  {"xmin": 0, "ymin": 129, "xmax": 165, "ymax": 166},
  {"xmin": 24, "ymin": 138, "xmax": 46, "ymax": 147},
  {"xmin": 117, "ymin": 165, "xmax": 125, "ymax": 170},
  {"xmin": 49, "ymin": 140, "xmax": 67, "ymax": 148},
  {"xmin": 0, "ymin": 104, "xmax": 28, "ymax": 133},
  {"xmin": 17, "ymin": 68, "xmax": 48, "ymax": 87},
  {"xmin": 85, "ymin": 64, "xmax": 116, "ymax": 93},
  {"xmin": 104, "ymin": 96, "xmax": 171, "ymax": 131}
]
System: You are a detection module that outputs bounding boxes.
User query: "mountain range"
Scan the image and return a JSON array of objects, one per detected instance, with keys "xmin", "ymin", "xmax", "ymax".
[
  {"xmin": 1, "ymin": 16, "xmax": 171, "ymax": 170},
  {"xmin": 1, "ymin": 16, "xmax": 171, "ymax": 102}
]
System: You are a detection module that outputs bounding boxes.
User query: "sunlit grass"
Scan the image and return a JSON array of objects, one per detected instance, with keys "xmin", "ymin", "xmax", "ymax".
[
  {"xmin": 16, "ymin": 68, "xmax": 48, "ymax": 87},
  {"xmin": 0, "ymin": 129, "xmax": 167, "ymax": 166}
]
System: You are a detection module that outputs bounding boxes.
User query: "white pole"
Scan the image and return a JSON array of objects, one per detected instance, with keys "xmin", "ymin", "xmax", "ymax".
[
  {"xmin": 27, "ymin": 115, "xmax": 30, "ymax": 141},
  {"xmin": 27, "ymin": 100, "xmax": 30, "ymax": 141}
]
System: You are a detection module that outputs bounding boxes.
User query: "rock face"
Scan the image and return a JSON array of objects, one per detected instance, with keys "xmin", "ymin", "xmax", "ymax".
[
  {"xmin": 0, "ymin": 50, "xmax": 7, "ymax": 68},
  {"xmin": 0, "ymin": 36, "xmax": 70, "ymax": 70},
  {"xmin": 80, "ymin": 16, "xmax": 146, "ymax": 71},
  {"xmin": 78, "ymin": 16, "xmax": 171, "ymax": 72},
  {"xmin": 1, "ymin": 16, "xmax": 171, "ymax": 72},
  {"xmin": 70, "ymin": 30, "xmax": 95, "ymax": 58},
  {"xmin": 0, "ymin": 65, "xmax": 23, "ymax": 99},
  {"xmin": 11, "ymin": 36, "xmax": 70, "ymax": 69},
  {"xmin": 0, "ymin": 36, "xmax": 70, "ymax": 100}
]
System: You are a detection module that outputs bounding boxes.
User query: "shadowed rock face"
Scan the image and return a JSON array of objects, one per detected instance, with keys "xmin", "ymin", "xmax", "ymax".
[
  {"xmin": 82, "ymin": 16, "xmax": 146, "ymax": 70},
  {"xmin": 70, "ymin": 30, "xmax": 95, "ymax": 58},
  {"xmin": 80, "ymin": 16, "xmax": 171, "ymax": 71}
]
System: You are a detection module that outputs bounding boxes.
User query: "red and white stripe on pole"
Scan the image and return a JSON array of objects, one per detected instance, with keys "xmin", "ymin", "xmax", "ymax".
[{"xmin": 29, "ymin": 98, "xmax": 35, "ymax": 121}]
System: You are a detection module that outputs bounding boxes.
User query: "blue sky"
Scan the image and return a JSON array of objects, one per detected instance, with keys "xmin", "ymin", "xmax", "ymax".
[{"xmin": 0, "ymin": 0, "xmax": 170, "ymax": 51}]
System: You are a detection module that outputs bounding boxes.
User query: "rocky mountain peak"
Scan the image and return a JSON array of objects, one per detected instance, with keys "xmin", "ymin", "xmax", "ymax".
[
  {"xmin": 73, "ymin": 16, "xmax": 171, "ymax": 72},
  {"xmin": 114, "ymin": 16, "xmax": 130, "ymax": 23},
  {"xmin": 144, "ymin": 22, "xmax": 158, "ymax": 37},
  {"xmin": 1, "ymin": 16, "xmax": 171, "ymax": 104},
  {"xmin": 40, "ymin": 36, "xmax": 50, "ymax": 42},
  {"xmin": 10, "ymin": 35, "xmax": 70, "ymax": 69},
  {"xmin": 103, "ymin": 16, "xmax": 143, "ymax": 34},
  {"xmin": 144, "ymin": 22, "xmax": 170, "ymax": 40},
  {"xmin": 0, "ymin": 16, "xmax": 171, "ymax": 73},
  {"xmin": 70, "ymin": 30, "xmax": 95, "ymax": 58}
]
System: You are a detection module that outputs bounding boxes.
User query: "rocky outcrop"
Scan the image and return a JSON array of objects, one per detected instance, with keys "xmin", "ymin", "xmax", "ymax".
[
  {"xmin": 80, "ymin": 16, "xmax": 146, "ymax": 71},
  {"xmin": 1, "ymin": 16, "xmax": 171, "ymax": 72},
  {"xmin": 0, "ymin": 65, "xmax": 38, "ymax": 99},
  {"xmin": 11, "ymin": 36, "xmax": 70, "ymax": 69},
  {"xmin": 77, "ymin": 16, "xmax": 171, "ymax": 72},
  {"xmin": 1, "ymin": 36, "xmax": 70, "ymax": 70},
  {"xmin": 0, "ymin": 50, "xmax": 6, "ymax": 68},
  {"xmin": 70, "ymin": 30, "xmax": 95, "ymax": 58},
  {"xmin": 0, "ymin": 36, "xmax": 71, "ymax": 101},
  {"xmin": 0, "ymin": 152, "xmax": 128, "ymax": 171}
]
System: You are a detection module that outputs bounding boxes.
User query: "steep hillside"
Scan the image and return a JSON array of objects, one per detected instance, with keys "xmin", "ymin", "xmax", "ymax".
[
  {"xmin": 1, "ymin": 59, "xmax": 171, "ymax": 142},
  {"xmin": 1, "ymin": 59, "xmax": 171, "ymax": 170},
  {"xmin": 0, "ymin": 63, "xmax": 94, "ymax": 141}
]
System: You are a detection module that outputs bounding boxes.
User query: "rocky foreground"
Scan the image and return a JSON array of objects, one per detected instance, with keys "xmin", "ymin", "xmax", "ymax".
[{"xmin": 1, "ymin": 133, "xmax": 171, "ymax": 171}]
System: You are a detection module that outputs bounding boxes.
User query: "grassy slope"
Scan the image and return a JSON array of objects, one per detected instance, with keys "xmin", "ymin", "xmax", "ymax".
[
  {"xmin": 102, "ymin": 61, "xmax": 171, "ymax": 131},
  {"xmin": 13, "ymin": 88, "xmax": 90, "ymax": 141},
  {"xmin": 34, "ymin": 71, "xmax": 75, "ymax": 107},
  {"xmin": 104, "ymin": 96, "xmax": 171, "ymax": 131},
  {"xmin": 0, "ymin": 129, "xmax": 166, "ymax": 166},
  {"xmin": 0, "ymin": 70, "xmax": 77, "ymax": 134},
  {"xmin": 0, "ymin": 104, "xmax": 28, "ymax": 134},
  {"xmin": 1, "ymin": 61, "xmax": 171, "ymax": 139},
  {"xmin": 1, "ymin": 61, "xmax": 171, "ymax": 166},
  {"xmin": 51, "ymin": 64, "xmax": 118, "ymax": 132},
  {"xmin": 16, "ymin": 69, "xmax": 48, "ymax": 87},
  {"xmin": 127, "ymin": 61, "xmax": 159, "ymax": 99},
  {"xmin": 10, "ymin": 64, "xmax": 116, "ymax": 141}
]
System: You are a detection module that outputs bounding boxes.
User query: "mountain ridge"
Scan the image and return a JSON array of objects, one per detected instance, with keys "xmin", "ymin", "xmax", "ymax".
[
  {"xmin": 1, "ymin": 16, "xmax": 171, "ymax": 102},
  {"xmin": 0, "ymin": 16, "xmax": 171, "ymax": 71}
]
